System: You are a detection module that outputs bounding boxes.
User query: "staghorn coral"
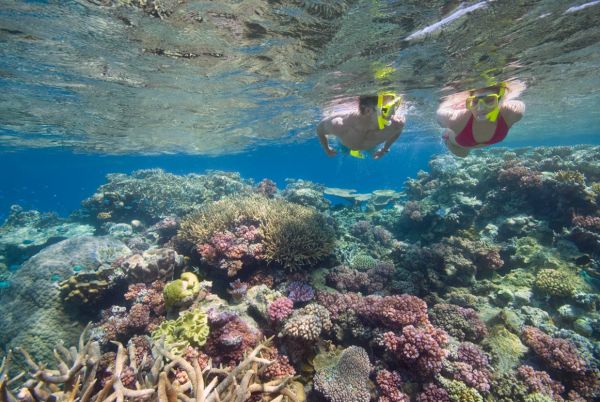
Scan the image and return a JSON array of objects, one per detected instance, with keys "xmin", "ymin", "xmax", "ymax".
[
  {"xmin": 313, "ymin": 346, "xmax": 372, "ymax": 402},
  {"xmin": 179, "ymin": 196, "xmax": 335, "ymax": 273}
]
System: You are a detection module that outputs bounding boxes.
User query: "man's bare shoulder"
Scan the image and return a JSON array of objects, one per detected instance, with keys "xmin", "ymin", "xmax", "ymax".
[{"xmin": 319, "ymin": 112, "xmax": 356, "ymax": 134}]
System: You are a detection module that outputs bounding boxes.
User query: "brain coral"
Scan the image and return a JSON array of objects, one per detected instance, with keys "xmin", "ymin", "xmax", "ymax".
[{"xmin": 314, "ymin": 346, "xmax": 372, "ymax": 402}]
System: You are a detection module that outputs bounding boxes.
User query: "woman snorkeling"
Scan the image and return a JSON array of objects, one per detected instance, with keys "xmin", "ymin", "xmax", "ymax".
[{"xmin": 437, "ymin": 80, "xmax": 526, "ymax": 157}]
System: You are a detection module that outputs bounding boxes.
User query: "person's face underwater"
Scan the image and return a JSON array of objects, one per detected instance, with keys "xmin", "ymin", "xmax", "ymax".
[{"xmin": 466, "ymin": 89, "xmax": 501, "ymax": 121}]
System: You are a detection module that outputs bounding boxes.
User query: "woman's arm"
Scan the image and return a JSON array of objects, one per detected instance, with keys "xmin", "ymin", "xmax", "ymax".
[
  {"xmin": 501, "ymin": 100, "xmax": 525, "ymax": 127},
  {"xmin": 436, "ymin": 106, "xmax": 470, "ymax": 129}
]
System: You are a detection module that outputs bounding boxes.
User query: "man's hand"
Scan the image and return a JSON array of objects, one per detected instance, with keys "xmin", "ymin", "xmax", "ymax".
[
  {"xmin": 373, "ymin": 149, "xmax": 388, "ymax": 159},
  {"xmin": 325, "ymin": 147, "xmax": 338, "ymax": 157}
]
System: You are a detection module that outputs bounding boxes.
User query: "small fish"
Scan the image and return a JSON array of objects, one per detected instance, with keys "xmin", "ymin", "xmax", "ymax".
[
  {"xmin": 0, "ymin": 281, "xmax": 11, "ymax": 289},
  {"xmin": 72, "ymin": 265, "xmax": 82, "ymax": 272},
  {"xmin": 575, "ymin": 255, "xmax": 591, "ymax": 266},
  {"xmin": 580, "ymin": 270, "xmax": 600, "ymax": 289},
  {"xmin": 50, "ymin": 274, "xmax": 61, "ymax": 282},
  {"xmin": 22, "ymin": 239, "xmax": 34, "ymax": 245}
]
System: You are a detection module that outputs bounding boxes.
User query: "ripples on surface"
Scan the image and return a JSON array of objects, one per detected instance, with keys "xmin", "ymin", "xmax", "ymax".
[{"xmin": 0, "ymin": 0, "xmax": 598, "ymax": 154}]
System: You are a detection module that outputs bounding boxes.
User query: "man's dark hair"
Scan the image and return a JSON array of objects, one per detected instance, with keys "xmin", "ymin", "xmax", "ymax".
[{"xmin": 358, "ymin": 96, "xmax": 378, "ymax": 114}]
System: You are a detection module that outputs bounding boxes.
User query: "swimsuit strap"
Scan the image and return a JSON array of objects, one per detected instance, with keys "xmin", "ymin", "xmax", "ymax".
[{"xmin": 454, "ymin": 114, "xmax": 509, "ymax": 147}]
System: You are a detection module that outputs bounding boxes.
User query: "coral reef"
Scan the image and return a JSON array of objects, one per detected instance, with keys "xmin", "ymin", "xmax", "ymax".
[
  {"xmin": 179, "ymin": 196, "xmax": 335, "ymax": 274},
  {"xmin": 4, "ymin": 146, "xmax": 600, "ymax": 402}
]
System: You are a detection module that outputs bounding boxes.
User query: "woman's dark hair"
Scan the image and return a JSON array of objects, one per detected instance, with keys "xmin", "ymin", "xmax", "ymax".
[{"xmin": 358, "ymin": 96, "xmax": 378, "ymax": 114}]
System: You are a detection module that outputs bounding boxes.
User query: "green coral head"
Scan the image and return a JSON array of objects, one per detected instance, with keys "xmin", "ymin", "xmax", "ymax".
[
  {"xmin": 180, "ymin": 271, "xmax": 201, "ymax": 294},
  {"xmin": 151, "ymin": 308, "xmax": 210, "ymax": 355}
]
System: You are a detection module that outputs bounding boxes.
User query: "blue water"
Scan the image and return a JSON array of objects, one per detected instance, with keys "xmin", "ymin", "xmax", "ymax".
[
  {"xmin": 4, "ymin": 128, "xmax": 600, "ymax": 221},
  {"xmin": 0, "ymin": 135, "xmax": 441, "ymax": 220}
]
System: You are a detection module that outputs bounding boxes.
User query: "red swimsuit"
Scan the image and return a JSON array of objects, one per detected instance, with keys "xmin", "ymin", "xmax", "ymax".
[{"xmin": 453, "ymin": 115, "xmax": 509, "ymax": 147}]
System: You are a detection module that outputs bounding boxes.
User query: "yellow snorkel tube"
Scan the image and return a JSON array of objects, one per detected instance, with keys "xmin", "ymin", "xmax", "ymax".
[
  {"xmin": 377, "ymin": 92, "xmax": 402, "ymax": 130},
  {"xmin": 484, "ymin": 83, "xmax": 506, "ymax": 122}
]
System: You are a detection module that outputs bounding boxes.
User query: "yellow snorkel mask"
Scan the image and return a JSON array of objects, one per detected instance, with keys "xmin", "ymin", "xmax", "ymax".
[
  {"xmin": 466, "ymin": 83, "xmax": 506, "ymax": 122},
  {"xmin": 377, "ymin": 92, "xmax": 402, "ymax": 130}
]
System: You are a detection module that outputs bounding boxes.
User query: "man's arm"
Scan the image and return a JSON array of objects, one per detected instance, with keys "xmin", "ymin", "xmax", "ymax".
[
  {"xmin": 373, "ymin": 120, "xmax": 404, "ymax": 159},
  {"xmin": 317, "ymin": 120, "xmax": 337, "ymax": 157}
]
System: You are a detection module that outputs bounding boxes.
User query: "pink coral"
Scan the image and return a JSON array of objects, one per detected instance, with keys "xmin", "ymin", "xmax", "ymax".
[
  {"xmin": 261, "ymin": 349, "xmax": 295, "ymax": 380},
  {"xmin": 204, "ymin": 311, "xmax": 261, "ymax": 366},
  {"xmin": 416, "ymin": 383, "xmax": 450, "ymax": 402},
  {"xmin": 521, "ymin": 326, "xmax": 587, "ymax": 374},
  {"xmin": 517, "ymin": 365, "xmax": 565, "ymax": 400},
  {"xmin": 376, "ymin": 370, "xmax": 409, "ymax": 402},
  {"xmin": 358, "ymin": 294, "xmax": 429, "ymax": 330},
  {"xmin": 382, "ymin": 324, "xmax": 448, "ymax": 378},
  {"xmin": 268, "ymin": 297, "xmax": 294, "ymax": 322},
  {"xmin": 197, "ymin": 224, "xmax": 265, "ymax": 276}
]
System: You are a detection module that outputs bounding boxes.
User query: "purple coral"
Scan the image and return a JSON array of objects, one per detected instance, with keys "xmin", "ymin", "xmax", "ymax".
[
  {"xmin": 227, "ymin": 279, "xmax": 248, "ymax": 303},
  {"xmin": 197, "ymin": 224, "xmax": 265, "ymax": 276},
  {"xmin": 447, "ymin": 344, "xmax": 492, "ymax": 395},
  {"xmin": 357, "ymin": 294, "xmax": 429, "ymax": 330},
  {"xmin": 256, "ymin": 178, "xmax": 278, "ymax": 198},
  {"xmin": 204, "ymin": 310, "xmax": 261, "ymax": 366},
  {"xmin": 416, "ymin": 383, "xmax": 450, "ymax": 402},
  {"xmin": 267, "ymin": 297, "xmax": 294, "ymax": 322},
  {"xmin": 287, "ymin": 281, "xmax": 315, "ymax": 303},
  {"xmin": 326, "ymin": 266, "xmax": 369, "ymax": 293},
  {"xmin": 429, "ymin": 303, "xmax": 487, "ymax": 342},
  {"xmin": 382, "ymin": 324, "xmax": 448, "ymax": 379}
]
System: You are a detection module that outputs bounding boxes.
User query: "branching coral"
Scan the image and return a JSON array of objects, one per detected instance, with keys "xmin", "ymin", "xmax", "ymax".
[
  {"xmin": 382, "ymin": 324, "xmax": 448, "ymax": 378},
  {"xmin": 179, "ymin": 196, "xmax": 335, "ymax": 274}
]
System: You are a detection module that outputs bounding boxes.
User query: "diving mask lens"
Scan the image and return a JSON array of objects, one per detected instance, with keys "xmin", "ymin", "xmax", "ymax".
[{"xmin": 466, "ymin": 94, "xmax": 499, "ymax": 110}]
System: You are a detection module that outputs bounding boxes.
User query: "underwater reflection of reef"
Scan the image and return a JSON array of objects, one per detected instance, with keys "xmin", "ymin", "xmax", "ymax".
[{"xmin": 1, "ymin": 146, "xmax": 599, "ymax": 401}]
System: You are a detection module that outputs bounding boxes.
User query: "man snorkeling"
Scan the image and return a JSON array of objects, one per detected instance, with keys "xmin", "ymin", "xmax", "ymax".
[
  {"xmin": 317, "ymin": 93, "xmax": 405, "ymax": 159},
  {"xmin": 437, "ymin": 81, "xmax": 525, "ymax": 157}
]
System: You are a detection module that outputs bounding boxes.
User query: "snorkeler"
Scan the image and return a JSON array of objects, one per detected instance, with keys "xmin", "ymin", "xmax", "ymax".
[
  {"xmin": 317, "ymin": 93, "xmax": 405, "ymax": 159},
  {"xmin": 437, "ymin": 81, "xmax": 525, "ymax": 157}
]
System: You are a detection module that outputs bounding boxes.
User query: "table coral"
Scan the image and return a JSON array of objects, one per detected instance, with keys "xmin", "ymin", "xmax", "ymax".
[{"xmin": 313, "ymin": 346, "xmax": 372, "ymax": 402}]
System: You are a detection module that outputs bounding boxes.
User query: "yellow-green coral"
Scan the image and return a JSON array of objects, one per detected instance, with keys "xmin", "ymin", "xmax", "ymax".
[
  {"xmin": 179, "ymin": 196, "xmax": 335, "ymax": 270},
  {"xmin": 534, "ymin": 269, "xmax": 576, "ymax": 297},
  {"xmin": 350, "ymin": 254, "xmax": 377, "ymax": 271},
  {"xmin": 163, "ymin": 272, "xmax": 201, "ymax": 309},
  {"xmin": 439, "ymin": 378, "xmax": 483, "ymax": 402},
  {"xmin": 555, "ymin": 170, "xmax": 585, "ymax": 186},
  {"xmin": 523, "ymin": 393, "xmax": 555, "ymax": 402},
  {"xmin": 151, "ymin": 308, "xmax": 209, "ymax": 355}
]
